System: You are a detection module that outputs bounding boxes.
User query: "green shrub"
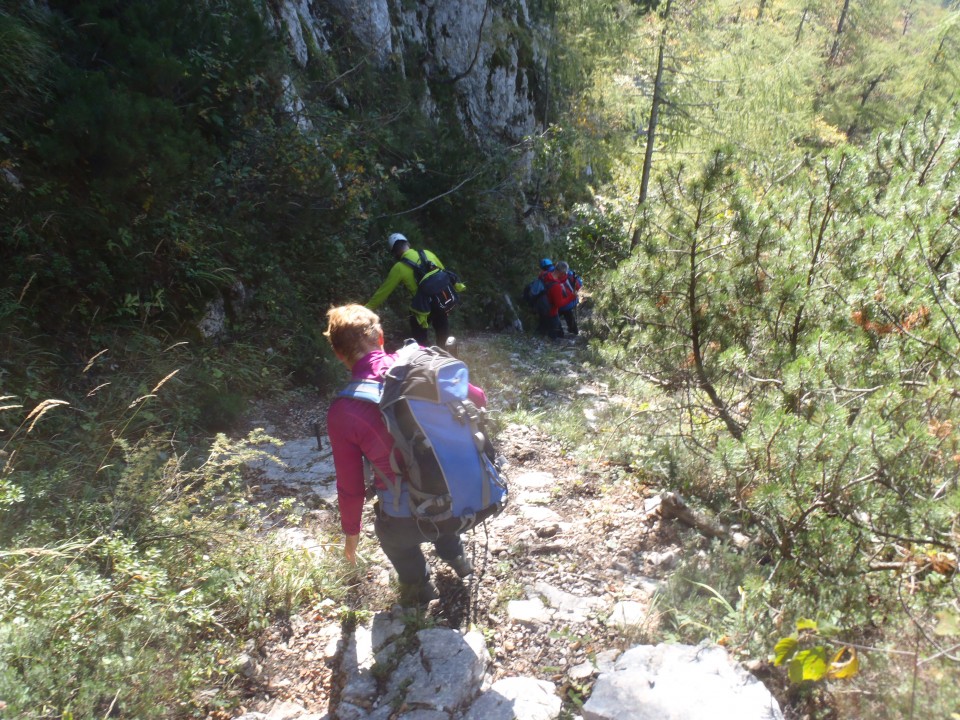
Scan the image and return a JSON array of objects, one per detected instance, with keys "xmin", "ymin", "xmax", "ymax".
[{"xmin": 0, "ymin": 430, "xmax": 345, "ymax": 718}]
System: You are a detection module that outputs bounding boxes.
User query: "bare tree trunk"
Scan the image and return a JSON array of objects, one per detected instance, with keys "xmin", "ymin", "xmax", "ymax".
[
  {"xmin": 901, "ymin": 0, "xmax": 916, "ymax": 36},
  {"xmin": 660, "ymin": 492, "xmax": 752, "ymax": 548},
  {"xmin": 630, "ymin": 0, "xmax": 672, "ymax": 250},
  {"xmin": 847, "ymin": 74, "xmax": 883, "ymax": 138},
  {"xmin": 795, "ymin": 7, "xmax": 808, "ymax": 43},
  {"xmin": 829, "ymin": 0, "xmax": 852, "ymax": 64}
]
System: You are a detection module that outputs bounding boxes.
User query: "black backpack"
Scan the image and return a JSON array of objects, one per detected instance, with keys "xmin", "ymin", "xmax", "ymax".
[
  {"xmin": 522, "ymin": 277, "xmax": 546, "ymax": 307},
  {"xmin": 524, "ymin": 274, "xmax": 557, "ymax": 314},
  {"xmin": 401, "ymin": 249, "xmax": 461, "ymax": 315}
]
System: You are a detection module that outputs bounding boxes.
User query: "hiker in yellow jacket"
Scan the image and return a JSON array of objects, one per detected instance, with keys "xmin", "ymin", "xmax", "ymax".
[{"xmin": 366, "ymin": 232, "xmax": 464, "ymax": 346}]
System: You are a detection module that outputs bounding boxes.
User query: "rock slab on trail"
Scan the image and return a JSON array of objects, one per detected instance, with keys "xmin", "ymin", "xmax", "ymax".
[{"xmin": 582, "ymin": 643, "xmax": 785, "ymax": 720}]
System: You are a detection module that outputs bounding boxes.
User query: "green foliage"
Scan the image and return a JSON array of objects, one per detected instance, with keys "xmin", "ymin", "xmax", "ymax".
[
  {"xmin": 596, "ymin": 105, "xmax": 960, "ymax": 538},
  {"xmin": 773, "ymin": 618, "xmax": 860, "ymax": 684},
  {"xmin": 0, "ymin": 427, "xmax": 344, "ymax": 718},
  {"xmin": 0, "ymin": 6, "xmax": 54, "ymax": 127},
  {"xmin": 586, "ymin": 101, "xmax": 960, "ymax": 714},
  {"xmin": 0, "ymin": 332, "xmax": 333, "ymax": 719},
  {"xmin": 1, "ymin": 0, "xmax": 279, "ymax": 330},
  {"xmin": 0, "ymin": 0, "xmax": 559, "ymax": 384},
  {"xmin": 0, "ymin": 336, "xmax": 288, "ymax": 540}
]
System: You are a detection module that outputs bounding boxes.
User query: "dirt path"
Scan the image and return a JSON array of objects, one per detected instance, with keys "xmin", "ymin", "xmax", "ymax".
[{"xmin": 229, "ymin": 335, "xmax": 682, "ymax": 718}]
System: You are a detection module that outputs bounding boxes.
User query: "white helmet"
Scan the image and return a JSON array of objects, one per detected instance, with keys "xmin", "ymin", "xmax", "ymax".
[{"xmin": 387, "ymin": 232, "xmax": 408, "ymax": 250}]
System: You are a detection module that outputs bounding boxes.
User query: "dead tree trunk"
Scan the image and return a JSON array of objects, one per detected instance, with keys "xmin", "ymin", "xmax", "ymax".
[
  {"xmin": 829, "ymin": 0, "xmax": 851, "ymax": 64},
  {"xmin": 630, "ymin": 0, "xmax": 672, "ymax": 250}
]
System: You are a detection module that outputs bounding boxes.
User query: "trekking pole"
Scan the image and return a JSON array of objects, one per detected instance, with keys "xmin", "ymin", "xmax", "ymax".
[
  {"xmin": 464, "ymin": 531, "xmax": 476, "ymax": 627},
  {"xmin": 466, "ymin": 521, "xmax": 490, "ymax": 628}
]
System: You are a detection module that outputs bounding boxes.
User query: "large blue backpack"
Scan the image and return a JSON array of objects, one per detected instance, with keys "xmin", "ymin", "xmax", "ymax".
[{"xmin": 339, "ymin": 343, "xmax": 507, "ymax": 532}]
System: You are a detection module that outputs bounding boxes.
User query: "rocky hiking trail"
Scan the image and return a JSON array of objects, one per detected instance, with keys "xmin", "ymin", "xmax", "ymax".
[{"xmin": 227, "ymin": 335, "xmax": 785, "ymax": 720}]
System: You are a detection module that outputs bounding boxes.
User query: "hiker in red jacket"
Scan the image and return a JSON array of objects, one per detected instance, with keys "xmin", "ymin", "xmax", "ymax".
[
  {"xmin": 524, "ymin": 258, "xmax": 562, "ymax": 339},
  {"xmin": 554, "ymin": 261, "xmax": 582, "ymax": 335},
  {"xmin": 545, "ymin": 263, "xmax": 575, "ymax": 339},
  {"xmin": 325, "ymin": 304, "xmax": 486, "ymax": 606}
]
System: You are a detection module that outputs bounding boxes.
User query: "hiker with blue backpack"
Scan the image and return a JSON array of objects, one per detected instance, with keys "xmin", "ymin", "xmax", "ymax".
[
  {"xmin": 523, "ymin": 258, "xmax": 577, "ymax": 339},
  {"xmin": 324, "ymin": 304, "xmax": 507, "ymax": 607},
  {"xmin": 522, "ymin": 258, "xmax": 562, "ymax": 338},
  {"xmin": 366, "ymin": 232, "xmax": 464, "ymax": 347}
]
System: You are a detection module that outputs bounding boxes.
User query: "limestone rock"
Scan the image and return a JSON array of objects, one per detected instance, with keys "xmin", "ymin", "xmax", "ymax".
[
  {"xmin": 607, "ymin": 600, "xmax": 647, "ymax": 630},
  {"xmin": 581, "ymin": 643, "xmax": 783, "ymax": 720},
  {"xmin": 384, "ymin": 629, "xmax": 489, "ymax": 714},
  {"xmin": 462, "ymin": 676, "xmax": 562, "ymax": 720}
]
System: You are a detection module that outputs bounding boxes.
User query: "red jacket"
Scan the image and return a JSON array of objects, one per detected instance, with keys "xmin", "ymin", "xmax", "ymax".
[
  {"xmin": 546, "ymin": 272, "xmax": 574, "ymax": 316},
  {"xmin": 555, "ymin": 270, "xmax": 580, "ymax": 310}
]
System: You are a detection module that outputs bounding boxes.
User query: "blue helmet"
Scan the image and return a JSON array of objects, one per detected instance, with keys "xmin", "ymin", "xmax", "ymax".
[{"xmin": 540, "ymin": 258, "xmax": 555, "ymax": 271}]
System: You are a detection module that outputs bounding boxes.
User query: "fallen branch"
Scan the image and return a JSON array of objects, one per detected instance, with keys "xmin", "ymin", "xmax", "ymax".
[{"xmin": 658, "ymin": 492, "xmax": 751, "ymax": 549}]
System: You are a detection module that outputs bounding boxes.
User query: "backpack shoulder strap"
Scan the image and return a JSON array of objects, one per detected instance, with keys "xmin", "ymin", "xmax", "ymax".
[
  {"xmin": 399, "ymin": 256, "xmax": 421, "ymax": 274},
  {"xmin": 339, "ymin": 379, "xmax": 383, "ymax": 403},
  {"xmin": 400, "ymin": 249, "xmax": 436, "ymax": 284},
  {"xmin": 338, "ymin": 378, "xmax": 406, "ymax": 511}
]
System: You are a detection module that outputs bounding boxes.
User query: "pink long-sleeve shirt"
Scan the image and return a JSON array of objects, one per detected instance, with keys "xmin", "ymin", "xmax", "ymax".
[{"xmin": 327, "ymin": 349, "xmax": 487, "ymax": 535}]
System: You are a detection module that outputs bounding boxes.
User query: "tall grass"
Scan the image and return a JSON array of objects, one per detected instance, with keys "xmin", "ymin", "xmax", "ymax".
[{"xmin": 0, "ymin": 338, "xmax": 346, "ymax": 718}]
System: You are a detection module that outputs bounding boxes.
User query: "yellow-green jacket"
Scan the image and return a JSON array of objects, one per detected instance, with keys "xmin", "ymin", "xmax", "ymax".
[{"xmin": 366, "ymin": 248, "xmax": 446, "ymax": 328}]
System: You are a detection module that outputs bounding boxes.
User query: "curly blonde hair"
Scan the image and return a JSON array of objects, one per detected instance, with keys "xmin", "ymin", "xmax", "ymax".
[{"xmin": 324, "ymin": 304, "xmax": 382, "ymax": 362}]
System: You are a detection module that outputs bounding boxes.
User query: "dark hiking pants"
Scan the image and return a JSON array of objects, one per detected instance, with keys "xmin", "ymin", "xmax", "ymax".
[{"xmin": 374, "ymin": 506, "xmax": 464, "ymax": 585}]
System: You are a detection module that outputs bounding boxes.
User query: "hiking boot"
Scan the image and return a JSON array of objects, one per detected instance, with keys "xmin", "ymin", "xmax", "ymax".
[
  {"xmin": 446, "ymin": 554, "xmax": 474, "ymax": 578},
  {"xmin": 398, "ymin": 578, "xmax": 438, "ymax": 607}
]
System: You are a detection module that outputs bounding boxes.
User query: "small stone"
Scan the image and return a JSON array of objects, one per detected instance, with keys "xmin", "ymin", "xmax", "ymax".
[
  {"xmin": 507, "ymin": 597, "xmax": 551, "ymax": 624},
  {"xmin": 536, "ymin": 523, "xmax": 561, "ymax": 538},
  {"xmin": 608, "ymin": 600, "xmax": 648, "ymax": 629},
  {"xmin": 568, "ymin": 661, "xmax": 596, "ymax": 681},
  {"xmin": 235, "ymin": 653, "xmax": 261, "ymax": 679}
]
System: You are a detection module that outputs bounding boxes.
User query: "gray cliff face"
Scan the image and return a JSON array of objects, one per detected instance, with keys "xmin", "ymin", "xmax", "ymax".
[{"xmin": 267, "ymin": 0, "xmax": 541, "ymax": 146}]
